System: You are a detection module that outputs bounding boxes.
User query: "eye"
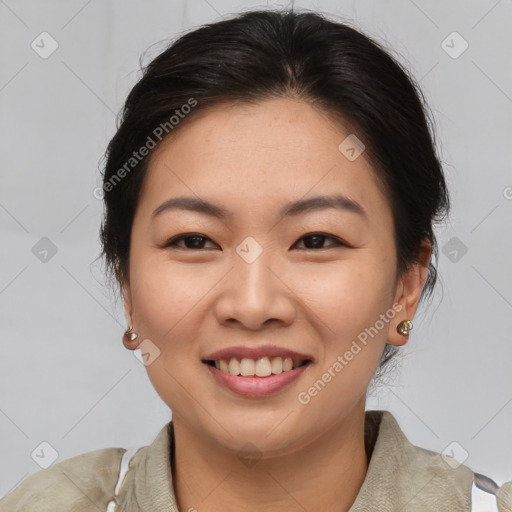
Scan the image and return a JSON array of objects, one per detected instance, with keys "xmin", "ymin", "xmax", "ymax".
[
  {"xmin": 162, "ymin": 233, "xmax": 219, "ymax": 250},
  {"xmin": 161, "ymin": 232, "xmax": 349, "ymax": 251},
  {"xmin": 293, "ymin": 233, "xmax": 348, "ymax": 250}
]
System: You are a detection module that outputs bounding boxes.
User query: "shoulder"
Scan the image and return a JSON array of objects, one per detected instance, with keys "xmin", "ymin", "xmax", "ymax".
[
  {"xmin": 370, "ymin": 411, "xmax": 512, "ymax": 511},
  {"xmin": 0, "ymin": 446, "xmax": 126, "ymax": 512}
]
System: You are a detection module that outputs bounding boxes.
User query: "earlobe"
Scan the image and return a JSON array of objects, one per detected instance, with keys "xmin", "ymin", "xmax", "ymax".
[
  {"xmin": 386, "ymin": 278, "xmax": 410, "ymax": 347},
  {"xmin": 121, "ymin": 281, "xmax": 140, "ymax": 350},
  {"xmin": 388, "ymin": 318, "xmax": 413, "ymax": 347},
  {"xmin": 388, "ymin": 240, "xmax": 431, "ymax": 347}
]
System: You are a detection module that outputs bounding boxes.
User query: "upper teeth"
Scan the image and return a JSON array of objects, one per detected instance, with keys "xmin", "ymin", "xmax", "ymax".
[{"xmin": 213, "ymin": 357, "xmax": 305, "ymax": 377}]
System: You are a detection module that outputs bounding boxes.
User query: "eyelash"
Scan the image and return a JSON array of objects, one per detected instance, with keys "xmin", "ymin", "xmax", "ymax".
[{"xmin": 161, "ymin": 232, "xmax": 349, "ymax": 251}]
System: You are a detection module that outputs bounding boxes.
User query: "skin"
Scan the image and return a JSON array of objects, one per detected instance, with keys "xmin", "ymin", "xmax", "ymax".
[{"xmin": 121, "ymin": 96, "xmax": 431, "ymax": 512}]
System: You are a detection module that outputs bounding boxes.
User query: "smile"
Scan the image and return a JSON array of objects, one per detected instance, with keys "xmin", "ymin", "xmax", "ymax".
[
  {"xmin": 204, "ymin": 356, "xmax": 310, "ymax": 377},
  {"xmin": 203, "ymin": 358, "xmax": 312, "ymax": 398}
]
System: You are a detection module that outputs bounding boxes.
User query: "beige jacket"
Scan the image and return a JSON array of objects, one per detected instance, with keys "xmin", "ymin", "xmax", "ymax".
[{"xmin": 1, "ymin": 410, "xmax": 510, "ymax": 511}]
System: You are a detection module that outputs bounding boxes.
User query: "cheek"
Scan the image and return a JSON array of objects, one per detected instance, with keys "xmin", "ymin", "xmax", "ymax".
[
  {"xmin": 290, "ymin": 257, "xmax": 396, "ymax": 404},
  {"xmin": 292, "ymin": 258, "xmax": 395, "ymax": 340},
  {"xmin": 293, "ymin": 263, "xmax": 393, "ymax": 415},
  {"xmin": 129, "ymin": 257, "xmax": 212, "ymax": 411},
  {"xmin": 130, "ymin": 255, "xmax": 214, "ymax": 340}
]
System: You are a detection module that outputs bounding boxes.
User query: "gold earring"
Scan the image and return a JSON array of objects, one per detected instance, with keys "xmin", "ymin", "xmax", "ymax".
[
  {"xmin": 397, "ymin": 319, "xmax": 413, "ymax": 336},
  {"xmin": 124, "ymin": 324, "xmax": 138, "ymax": 341}
]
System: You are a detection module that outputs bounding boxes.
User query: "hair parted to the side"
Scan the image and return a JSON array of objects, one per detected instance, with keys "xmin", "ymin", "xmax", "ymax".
[{"xmin": 98, "ymin": 8, "xmax": 450, "ymax": 376}]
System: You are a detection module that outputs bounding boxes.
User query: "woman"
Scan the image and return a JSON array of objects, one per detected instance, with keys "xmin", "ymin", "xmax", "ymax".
[{"xmin": 1, "ymin": 8, "xmax": 510, "ymax": 512}]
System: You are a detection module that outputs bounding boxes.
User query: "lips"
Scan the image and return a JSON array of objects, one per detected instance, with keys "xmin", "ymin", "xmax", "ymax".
[
  {"xmin": 201, "ymin": 345, "xmax": 314, "ymax": 397},
  {"xmin": 204, "ymin": 358, "xmax": 311, "ymax": 397}
]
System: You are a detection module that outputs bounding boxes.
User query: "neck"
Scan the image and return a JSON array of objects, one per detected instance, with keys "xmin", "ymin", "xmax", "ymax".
[{"xmin": 171, "ymin": 401, "xmax": 370, "ymax": 512}]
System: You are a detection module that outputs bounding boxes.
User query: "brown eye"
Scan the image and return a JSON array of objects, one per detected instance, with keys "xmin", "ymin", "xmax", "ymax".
[
  {"xmin": 293, "ymin": 233, "xmax": 348, "ymax": 250},
  {"xmin": 163, "ymin": 233, "xmax": 219, "ymax": 250}
]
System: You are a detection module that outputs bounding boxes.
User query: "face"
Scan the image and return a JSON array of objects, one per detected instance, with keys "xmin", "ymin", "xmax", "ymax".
[{"xmin": 122, "ymin": 97, "xmax": 429, "ymax": 458}]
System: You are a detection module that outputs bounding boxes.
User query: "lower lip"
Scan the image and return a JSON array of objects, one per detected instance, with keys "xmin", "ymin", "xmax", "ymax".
[{"xmin": 204, "ymin": 362, "xmax": 311, "ymax": 398}]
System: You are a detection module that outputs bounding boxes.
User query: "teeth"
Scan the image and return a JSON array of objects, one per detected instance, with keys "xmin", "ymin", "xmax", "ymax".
[
  {"xmin": 240, "ymin": 358, "xmax": 255, "ymax": 376},
  {"xmin": 212, "ymin": 356, "xmax": 307, "ymax": 377},
  {"xmin": 271, "ymin": 357, "xmax": 282, "ymax": 374},
  {"xmin": 283, "ymin": 357, "xmax": 293, "ymax": 372},
  {"xmin": 228, "ymin": 358, "xmax": 240, "ymax": 375},
  {"xmin": 255, "ymin": 357, "xmax": 272, "ymax": 377}
]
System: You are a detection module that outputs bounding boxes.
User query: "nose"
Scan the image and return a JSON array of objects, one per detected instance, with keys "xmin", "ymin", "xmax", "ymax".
[{"xmin": 213, "ymin": 248, "xmax": 296, "ymax": 331}]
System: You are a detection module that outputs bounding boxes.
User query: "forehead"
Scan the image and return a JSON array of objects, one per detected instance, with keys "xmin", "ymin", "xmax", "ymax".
[{"xmin": 137, "ymin": 97, "xmax": 391, "ymax": 226}]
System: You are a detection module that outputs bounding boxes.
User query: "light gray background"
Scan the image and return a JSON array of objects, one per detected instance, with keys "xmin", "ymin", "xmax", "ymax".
[{"xmin": 1, "ymin": 0, "xmax": 511, "ymax": 498}]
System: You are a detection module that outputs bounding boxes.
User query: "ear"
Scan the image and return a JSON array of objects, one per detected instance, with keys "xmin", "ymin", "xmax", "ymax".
[
  {"xmin": 387, "ymin": 239, "xmax": 432, "ymax": 346},
  {"xmin": 121, "ymin": 278, "xmax": 138, "ymax": 350},
  {"xmin": 122, "ymin": 280, "xmax": 132, "ymax": 325},
  {"xmin": 116, "ymin": 259, "xmax": 132, "ymax": 325}
]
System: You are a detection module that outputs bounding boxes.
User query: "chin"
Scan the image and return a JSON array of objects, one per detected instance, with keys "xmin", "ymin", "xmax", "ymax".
[{"xmin": 200, "ymin": 412, "xmax": 313, "ymax": 457}]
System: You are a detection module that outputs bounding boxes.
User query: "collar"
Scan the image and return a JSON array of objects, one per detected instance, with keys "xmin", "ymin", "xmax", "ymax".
[
  {"xmin": 117, "ymin": 410, "xmax": 474, "ymax": 511},
  {"xmin": 349, "ymin": 410, "xmax": 473, "ymax": 511}
]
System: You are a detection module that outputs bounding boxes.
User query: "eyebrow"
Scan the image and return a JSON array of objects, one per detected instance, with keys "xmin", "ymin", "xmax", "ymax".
[{"xmin": 151, "ymin": 194, "xmax": 367, "ymax": 221}]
